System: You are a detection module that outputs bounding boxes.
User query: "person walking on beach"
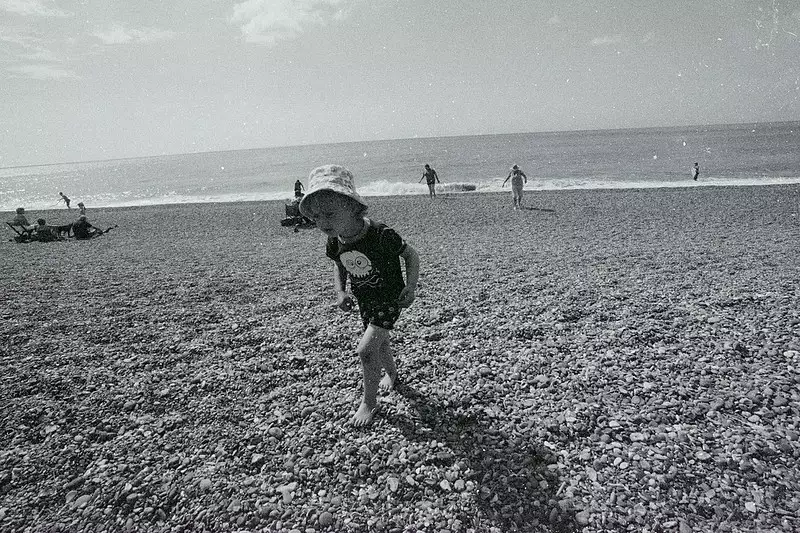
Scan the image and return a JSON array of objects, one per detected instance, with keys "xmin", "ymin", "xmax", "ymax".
[
  {"xmin": 294, "ymin": 179, "xmax": 305, "ymax": 199},
  {"xmin": 59, "ymin": 192, "xmax": 71, "ymax": 209},
  {"xmin": 299, "ymin": 164, "xmax": 420, "ymax": 427},
  {"xmin": 419, "ymin": 164, "xmax": 440, "ymax": 198},
  {"xmin": 691, "ymin": 162, "xmax": 700, "ymax": 181},
  {"xmin": 502, "ymin": 164, "xmax": 528, "ymax": 209}
]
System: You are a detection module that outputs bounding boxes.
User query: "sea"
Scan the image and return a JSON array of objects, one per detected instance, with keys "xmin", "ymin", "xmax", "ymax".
[{"xmin": 2, "ymin": 121, "xmax": 799, "ymax": 212}]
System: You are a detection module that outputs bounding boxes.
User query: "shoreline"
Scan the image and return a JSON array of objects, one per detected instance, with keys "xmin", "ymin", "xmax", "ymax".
[{"xmin": 4, "ymin": 180, "xmax": 800, "ymax": 216}]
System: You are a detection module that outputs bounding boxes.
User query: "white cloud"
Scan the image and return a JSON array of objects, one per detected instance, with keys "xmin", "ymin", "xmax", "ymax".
[
  {"xmin": 547, "ymin": 15, "xmax": 562, "ymax": 26},
  {"xmin": 230, "ymin": 0, "xmax": 349, "ymax": 45},
  {"xmin": 590, "ymin": 34, "xmax": 624, "ymax": 47},
  {"xmin": 92, "ymin": 24, "xmax": 176, "ymax": 45},
  {"xmin": 0, "ymin": 0, "xmax": 70, "ymax": 17},
  {"xmin": 7, "ymin": 63, "xmax": 77, "ymax": 79}
]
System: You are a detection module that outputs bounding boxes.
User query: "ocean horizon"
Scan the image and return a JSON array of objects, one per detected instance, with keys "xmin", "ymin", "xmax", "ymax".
[{"xmin": 2, "ymin": 121, "xmax": 799, "ymax": 212}]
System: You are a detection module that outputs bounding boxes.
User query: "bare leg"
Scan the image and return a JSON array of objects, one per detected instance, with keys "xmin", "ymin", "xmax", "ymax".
[
  {"xmin": 353, "ymin": 325, "xmax": 390, "ymax": 426},
  {"xmin": 378, "ymin": 338, "xmax": 397, "ymax": 391}
]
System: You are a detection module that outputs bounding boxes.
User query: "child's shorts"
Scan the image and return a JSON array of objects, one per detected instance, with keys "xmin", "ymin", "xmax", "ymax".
[{"xmin": 358, "ymin": 299, "xmax": 401, "ymax": 330}]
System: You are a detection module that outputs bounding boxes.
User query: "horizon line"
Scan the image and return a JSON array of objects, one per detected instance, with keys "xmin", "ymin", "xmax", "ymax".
[{"xmin": 2, "ymin": 119, "xmax": 798, "ymax": 171}]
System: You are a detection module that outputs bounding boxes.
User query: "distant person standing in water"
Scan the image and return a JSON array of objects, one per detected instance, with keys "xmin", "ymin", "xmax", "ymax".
[
  {"xmin": 294, "ymin": 179, "xmax": 305, "ymax": 199},
  {"xmin": 691, "ymin": 162, "xmax": 700, "ymax": 181},
  {"xmin": 418, "ymin": 164, "xmax": 441, "ymax": 198},
  {"xmin": 502, "ymin": 164, "xmax": 528, "ymax": 209},
  {"xmin": 59, "ymin": 192, "xmax": 71, "ymax": 209}
]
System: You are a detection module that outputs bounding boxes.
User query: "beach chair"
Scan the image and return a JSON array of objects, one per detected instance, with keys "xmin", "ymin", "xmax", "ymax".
[{"xmin": 6, "ymin": 222, "xmax": 35, "ymax": 243}]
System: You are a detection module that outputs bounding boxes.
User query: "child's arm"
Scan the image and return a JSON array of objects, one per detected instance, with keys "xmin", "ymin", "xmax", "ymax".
[
  {"xmin": 332, "ymin": 262, "xmax": 354, "ymax": 310},
  {"xmin": 397, "ymin": 244, "xmax": 420, "ymax": 308},
  {"xmin": 502, "ymin": 174, "xmax": 510, "ymax": 186}
]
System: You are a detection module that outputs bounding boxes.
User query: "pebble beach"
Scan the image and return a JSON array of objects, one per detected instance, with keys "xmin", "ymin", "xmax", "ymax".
[{"xmin": 2, "ymin": 184, "xmax": 800, "ymax": 532}]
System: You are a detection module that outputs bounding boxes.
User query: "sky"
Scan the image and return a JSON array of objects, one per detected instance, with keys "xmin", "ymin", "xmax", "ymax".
[{"xmin": 1, "ymin": 0, "xmax": 799, "ymax": 167}]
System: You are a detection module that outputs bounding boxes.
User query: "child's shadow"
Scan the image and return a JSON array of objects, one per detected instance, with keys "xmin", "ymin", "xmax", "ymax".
[{"xmin": 387, "ymin": 381, "xmax": 578, "ymax": 532}]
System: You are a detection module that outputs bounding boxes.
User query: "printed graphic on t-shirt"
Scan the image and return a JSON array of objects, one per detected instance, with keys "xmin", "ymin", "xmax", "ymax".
[{"xmin": 340, "ymin": 250, "xmax": 381, "ymax": 290}]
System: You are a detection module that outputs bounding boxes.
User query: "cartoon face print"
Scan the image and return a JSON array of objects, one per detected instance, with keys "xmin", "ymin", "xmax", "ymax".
[{"xmin": 340, "ymin": 251, "xmax": 373, "ymax": 278}]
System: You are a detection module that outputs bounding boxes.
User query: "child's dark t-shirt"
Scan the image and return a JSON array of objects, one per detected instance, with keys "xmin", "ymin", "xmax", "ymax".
[{"xmin": 326, "ymin": 219, "xmax": 407, "ymax": 303}]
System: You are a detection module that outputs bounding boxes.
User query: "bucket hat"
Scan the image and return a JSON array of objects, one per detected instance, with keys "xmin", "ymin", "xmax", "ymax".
[{"xmin": 299, "ymin": 165, "xmax": 367, "ymax": 213}]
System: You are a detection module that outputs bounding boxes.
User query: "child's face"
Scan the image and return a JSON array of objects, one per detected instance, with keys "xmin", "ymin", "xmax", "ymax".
[{"xmin": 306, "ymin": 194, "xmax": 363, "ymax": 238}]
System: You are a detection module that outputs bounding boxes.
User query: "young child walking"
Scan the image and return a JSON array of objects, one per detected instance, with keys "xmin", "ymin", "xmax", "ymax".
[{"xmin": 300, "ymin": 165, "xmax": 420, "ymax": 426}]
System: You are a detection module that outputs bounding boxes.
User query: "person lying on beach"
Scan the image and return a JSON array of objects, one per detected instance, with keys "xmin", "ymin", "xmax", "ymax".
[
  {"xmin": 418, "ymin": 164, "xmax": 441, "ymax": 198},
  {"xmin": 502, "ymin": 164, "xmax": 528, "ymax": 210},
  {"xmin": 72, "ymin": 215, "xmax": 109, "ymax": 240},
  {"xmin": 299, "ymin": 164, "xmax": 420, "ymax": 427},
  {"xmin": 32, "ymin": 219, "xmax": 64, "ymax": 242}
]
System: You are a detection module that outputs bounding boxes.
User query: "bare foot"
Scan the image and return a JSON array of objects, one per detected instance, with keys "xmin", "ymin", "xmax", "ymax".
[
  {"xmin": 379, "ymin": 372, "xmax": 396, "ymax": 392},
  {"xmin": 351, "ymin": 402, "xmax": 378, "ymax": 427}
]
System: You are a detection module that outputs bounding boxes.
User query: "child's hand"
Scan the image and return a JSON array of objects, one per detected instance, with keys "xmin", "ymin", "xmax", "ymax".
[
  {"xmin": 336, "ymin": 292, "xmax": 355, "ymax": 311},
  {"xmin": 397, "ymin": 287, "xmax": 416, "ymax": 308}
]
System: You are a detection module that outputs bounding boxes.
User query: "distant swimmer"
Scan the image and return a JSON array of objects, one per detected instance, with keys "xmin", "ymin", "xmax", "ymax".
[
  {"xmin": 59, "ymin": 192, "xmax": 71, "ymax": 209},
  {"xmin": 294, "ymin": 179, "xmax": 305, "ymax": 199},
  {"xmin": 691, "ymin": 162, "xmax": 700, "ymax": 181},
  {"xmin": 502, "ymin": 164, "xmax": 528, "ymax": 209},
  {"xmin": 418, "ymin": 164, "xmax": 441, "ymax": 198}
]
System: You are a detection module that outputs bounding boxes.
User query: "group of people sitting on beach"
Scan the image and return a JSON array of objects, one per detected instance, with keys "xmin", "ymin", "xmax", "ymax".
[{"xmin": 9, "ymin": 203, "xmax": 112, "ymax": 243}]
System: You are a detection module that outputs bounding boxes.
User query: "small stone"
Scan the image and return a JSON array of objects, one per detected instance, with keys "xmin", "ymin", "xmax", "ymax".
[
  {"xmin": 745, "ymin": 501, "xmax": 757, "ymax": 513},
  {"xmin": 387, "ymin": 477, "xmax": 399, "ymax": 492},
  {"xmin": 227, "ymin": 498, "xmax": 241, "ymax": 512},
  {"xmin": 74, "ymin": 494, "xmax": 91, "ymax": 508},
  {"xmin": 64, "ymin": 476, "xmax": 85, "ymax": 490},
  {"xmin": 318, "ymin": 511, "xmax": 334, "ymax": 526},
  {"xmin": 199, "ymin": 478, "xmax": 212, "ymax": 491},
  {"xmin": 695, "ymin": 451, "xmax": 711, "ymax": 461},
  {"xmin": 575, "ymin": 510, "xmax": 590, "ymax": 526}
]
